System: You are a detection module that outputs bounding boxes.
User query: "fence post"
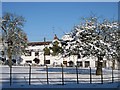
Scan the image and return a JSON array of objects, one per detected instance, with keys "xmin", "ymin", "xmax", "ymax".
[
  {"xmin": 76, "ymin": 66, "xmax": 79, "ymax": 84},
  {"xmin": 112, "ymin": 67, "xmax": 114, "ymax": 83},
  {"xmin": 29, "ymin": 64, "xmax": 31, "ymax": 85},
  {"xmin": 10, "ymin": 66, "xmax": 12, "ymax": 87},
  {"xmin": 62, "ymin": 64, "xmax": 64, "ymax": 85},
  {"xmin": 101, "ymin": 68, "xmax": 103, "ymax": 84},
  {"xmin": 90, "ymin": 67, "xmax": 92, "ymax": 84},
  {"xmin": 46, "ymin": 65, "xmax": 49, "ymax": 84}
]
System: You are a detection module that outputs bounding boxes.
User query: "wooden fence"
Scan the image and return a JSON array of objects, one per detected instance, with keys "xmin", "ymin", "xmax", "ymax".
[{"xmin": 0, "ymin": 65, "xmax": 120, "ymax": 86}]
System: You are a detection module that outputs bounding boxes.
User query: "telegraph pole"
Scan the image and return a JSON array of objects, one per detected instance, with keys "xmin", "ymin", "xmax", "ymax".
[{"xmin": 44, "ymin": 37, "xmax": 46, "ymax": 66}]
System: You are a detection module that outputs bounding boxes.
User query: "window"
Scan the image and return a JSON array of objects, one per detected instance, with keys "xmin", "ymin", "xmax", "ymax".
[
  {"xmin": 1, "ymin": 51, "xmax": 4, "ymax": 56},
  {"xmin": 12, "ymin": 59, "xmax": 16, "ymax": 63},
  {"xmin": 78, "ymin": 54, "xmax": 81, "ymax": 59},
  {"xmin": 35, "ymin": 52, "xmax": 39, "ymax": 56},
  {"xmin": 26, "ymin": 61, "xmax": 32, "ymax": 63},
  {"xmin": 68, "ymin": 61, "xmax": 74, "ymax": 67},
  {"xmin": 46, "ymin": 60, "xmax": 50, "ymax": 64},
  {"xmin": 77, "ymin": 61, "xmax": 82, "ymax": 67},
  {"xmin": 63, "ymin": 61, "xmax": 67, "ymax": 66},
  {"xmin": 85, "ymin": 61, "xmax": 90, "ymax": 67},
  {"xmin": 25, "ymin": 50, "xmax": 31, "ymax": 56},
  {"xmin": 95, "ymin": 61, "xmax": 106, "ymax": 67},
  {"xmin": 33, "ymin": 58, "xmax": 40, "ymax": 64}
]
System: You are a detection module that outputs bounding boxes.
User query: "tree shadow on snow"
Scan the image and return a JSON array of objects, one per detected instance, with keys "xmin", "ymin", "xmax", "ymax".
[{"xmin": 36, "ymin": 68, "xmax": 113, "ymax": 74}]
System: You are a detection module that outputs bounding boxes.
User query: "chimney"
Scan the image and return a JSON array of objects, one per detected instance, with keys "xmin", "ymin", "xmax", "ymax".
[{"xmin": 54, "ymin": 34, "xmax": 57, "ymax": 39}]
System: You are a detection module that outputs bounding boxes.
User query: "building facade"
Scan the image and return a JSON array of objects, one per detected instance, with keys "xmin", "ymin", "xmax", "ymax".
[{"xmin": 20, "ymin": 35, "xmax": 118, "ymax": 68}]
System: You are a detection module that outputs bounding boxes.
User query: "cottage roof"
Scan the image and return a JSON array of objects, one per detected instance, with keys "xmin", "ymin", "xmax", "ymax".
[{"xmin": 28, "ymin": 41, "xmax": 52, "ymax": 46}]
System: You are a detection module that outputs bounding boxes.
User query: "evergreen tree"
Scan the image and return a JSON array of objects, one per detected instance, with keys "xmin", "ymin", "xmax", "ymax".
[
  {"xmin": 43, "ymin": 47, "xmax": 50, "ymax": 55},
  {"xmin": 50, "ymin": 41, "xmax": 62, "ymax": 56},
  {"xmin": 61, "ymin": 16, "xmax": 118, "ymax": 75}
]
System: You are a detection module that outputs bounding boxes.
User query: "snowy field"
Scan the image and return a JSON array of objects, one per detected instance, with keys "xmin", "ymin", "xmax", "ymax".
[{"xmin": 0, "ymin": 65, "xmax": 120, "ymax": 88}]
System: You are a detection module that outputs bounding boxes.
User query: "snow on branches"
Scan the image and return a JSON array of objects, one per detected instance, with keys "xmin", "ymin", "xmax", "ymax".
[
  {"xmin": 1, "ymin": 12, "xmax": 28, "ymax": 62},
  {"xmin": 60, "ymin": 17, "xmax": 119, "ymax": 62}
]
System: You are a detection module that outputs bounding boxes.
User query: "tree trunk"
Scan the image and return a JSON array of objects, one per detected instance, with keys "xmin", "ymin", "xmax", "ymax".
[
  {"xmin": 96, "ymin": 56, "xmax": 103, "ymax": 75},
  {"xmin": 96, "ymin": 61, "xmax": 102, "ymax": 75},
  {"xmin": 8, "ymin": 47, "xmax": 12, "ymax": 68},
  {"xmin": 118, "ymin": 58, "xmax": 120, "ymax": 70},
  {"xmin": 9, "ymin": 56, "xmax": 12, "ymax": 68},
  {"xmin": 112, "ymin": 59, "xmax": 115, "ymax": 70}
]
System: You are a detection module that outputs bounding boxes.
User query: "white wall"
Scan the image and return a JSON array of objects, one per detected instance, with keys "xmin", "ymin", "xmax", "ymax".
[{"xmin": 21, "ymin": 46, "xmax": 118, "ymax": 68}]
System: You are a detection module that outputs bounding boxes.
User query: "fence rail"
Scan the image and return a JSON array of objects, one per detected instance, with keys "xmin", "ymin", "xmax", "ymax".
[
  {"xmin": 1, "ymin": 65, "xmax": 120, "ymax": 86},
  {"xmin": 1, "ymin": 72, "xmax": 119, "ymax": 75}
]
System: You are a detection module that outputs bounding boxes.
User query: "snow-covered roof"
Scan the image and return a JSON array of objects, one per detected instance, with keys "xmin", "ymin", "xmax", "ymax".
[
  {"xmin": 52, "ymin": 39, "xmax": 60, "ymax": 43},
  {"xmin": 26, "ymin": 45, "xmax": 45, "ymax": 51},
  {"xmin": 61, "ymin": 34, "xmax": 73, "ymax": 41}
]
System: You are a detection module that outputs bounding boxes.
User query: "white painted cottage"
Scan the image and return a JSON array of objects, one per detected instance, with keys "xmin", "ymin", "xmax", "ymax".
[{"xmin": 20, "ymin": 35, "xmax": 118, "ymax": 68}]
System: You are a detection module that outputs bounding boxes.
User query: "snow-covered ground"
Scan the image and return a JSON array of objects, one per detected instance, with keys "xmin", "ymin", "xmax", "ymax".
[
  {"xmin": 1, "ymin": 82, "xmax": 119, "ymax": 88},
  {"xmin": 0, "ymin": 65, "xmax": 120, "ymax": 88}
]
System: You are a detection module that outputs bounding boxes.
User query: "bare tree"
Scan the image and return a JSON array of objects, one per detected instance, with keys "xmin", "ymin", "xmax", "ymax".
[{"xmin": 1, "ymin": 12, "xmax": 28, "ymax": 67}]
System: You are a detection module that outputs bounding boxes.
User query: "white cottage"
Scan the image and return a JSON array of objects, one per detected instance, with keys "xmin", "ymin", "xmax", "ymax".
[{"xmin": 20, "ymin": 34, "xmax": 118, "ymax": 69}]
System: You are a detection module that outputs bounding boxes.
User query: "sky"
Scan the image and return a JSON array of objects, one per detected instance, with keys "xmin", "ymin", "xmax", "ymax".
[
  {"xmin": 2, "ymin": 2, "xmax": 118, "ymax": 42},
  {"xmin": 1, "ymin": 0, "xmax": 120, "ymax": 2}
]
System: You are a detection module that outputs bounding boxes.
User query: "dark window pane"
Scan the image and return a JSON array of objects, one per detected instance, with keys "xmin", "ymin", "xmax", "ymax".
[
  {"xmin": 35, "ymin": 52, "xmax": 39, "ymax": 56},
  {"xmin": 77, "ymin": 61, "xmax": 82, "ymax": 67},
  {"xmin": 26, "ymin": 61, "xmax": 32, "ymax": 63},
  {"xmin": 46, "ymin": 60, "xmax": 50, "ymax": 64},
  {"xmin": 85, "ymin": 61, "xmax": 90, "ymax": 67},
  {"xmin": 78, "ymin": 54, "xmax": 81, "ymax": 59}
]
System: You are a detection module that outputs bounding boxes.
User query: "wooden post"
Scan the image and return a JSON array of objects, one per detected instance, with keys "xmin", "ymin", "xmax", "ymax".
[
  {"xmin": 112, "ymin": 67, "xmax": 114, "ymax": 83},
  {"xmin": 10, "ymin": 66, "xmax": 12, "ymax": 87},
  {"xmin": 46, "ymin": 65, "xmax": 49, "ymax": 84},
  {"xmin": 44, "ymin": 37, "xmax": 46, "ymax": 66},
  {"xmin": 101, "ymin": 68, "xmax": 103, "ymax": 84},
  {"xmin": 62, "ymin": 65, "xmax": 64, "ymax": 85},
  {"xmin": 76, "ymin": 66, "xmax": 79, "ymax": 84},
  {"xmin": 29, "ymin": 64, "xmax": 31, "ymax": 85},
  {"xmin": 90, "ymin": 67, "xmax": 92, "ymax": 84}
]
